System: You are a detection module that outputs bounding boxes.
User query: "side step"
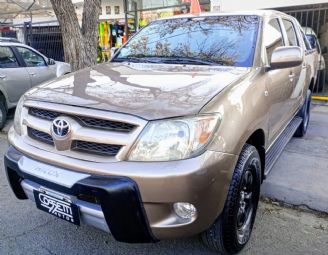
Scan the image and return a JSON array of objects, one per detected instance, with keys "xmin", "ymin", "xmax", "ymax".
[{"xmin": 264, "ymin": 116, "xmax": 302, "ymax": 177}]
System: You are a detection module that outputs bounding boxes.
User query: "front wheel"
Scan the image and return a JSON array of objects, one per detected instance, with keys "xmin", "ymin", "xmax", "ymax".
[{"xmin": 201, "ymin": 144, "xmax": 261, "ymax": 254}]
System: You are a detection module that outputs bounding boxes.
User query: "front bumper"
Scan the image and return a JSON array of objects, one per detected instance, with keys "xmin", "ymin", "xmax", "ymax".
[
  {"xmin": 5, "ymin": 144, "xmax": 238, "ymax": 241},
  {"xmin": 5, "ymin": 146, "xmax": 156, "ymax": 243}
]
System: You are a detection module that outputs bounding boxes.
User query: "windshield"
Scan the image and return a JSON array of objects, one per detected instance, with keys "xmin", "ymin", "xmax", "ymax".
[{"xmin": 113, "ymin": 15, "xmax": 259, "ymax": 67}]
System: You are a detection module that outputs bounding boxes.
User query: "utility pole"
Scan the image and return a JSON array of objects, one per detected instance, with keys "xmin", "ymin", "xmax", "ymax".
[{"xmin": 123, "ymin": 0, "xmax": 129, "ymax": 40}]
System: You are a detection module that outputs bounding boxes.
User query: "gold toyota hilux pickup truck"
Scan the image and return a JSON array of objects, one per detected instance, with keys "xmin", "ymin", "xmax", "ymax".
[{"xmin": 4, "ymin": 11, "xmax": 318, "ymax": 254}]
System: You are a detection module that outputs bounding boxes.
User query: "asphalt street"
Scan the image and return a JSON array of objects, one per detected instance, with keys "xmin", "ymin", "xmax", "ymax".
[{"xmin": 0, "ymin": 109, "xmax": 328, "ymax": 254}]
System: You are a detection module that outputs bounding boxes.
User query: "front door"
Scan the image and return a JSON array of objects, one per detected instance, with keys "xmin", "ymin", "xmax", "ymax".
[
  {"xmin": 15, "ymin": 46, "xmax": 56, "ymax": 87},
  {"xmin": 264, "ymin": 18, "xmax": 295, "ymax": 144}
]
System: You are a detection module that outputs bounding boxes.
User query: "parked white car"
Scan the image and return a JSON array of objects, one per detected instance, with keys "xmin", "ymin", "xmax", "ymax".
[
  {"xmin": 0, "ymin": 41, "xmax": 71, "ymax": 128},
  {"xmin": 303, "ymin": 27, "xmax": 327, "ymax": 92}
]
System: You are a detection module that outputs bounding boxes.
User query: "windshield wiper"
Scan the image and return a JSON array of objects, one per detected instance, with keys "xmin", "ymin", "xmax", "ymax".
[
  {"xmin": 112, "ymin": 57, "xmax": 162, "ymax": 63},
  {"xmin": 112, "ymin": 56, "xmax": 226, "ymax": 66},
  {"xmin": 157, "ymin": 57, "xmax": 222, "ymax": 66}
]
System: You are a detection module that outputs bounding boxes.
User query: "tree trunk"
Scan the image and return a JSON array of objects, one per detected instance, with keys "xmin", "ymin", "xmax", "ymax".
[
  {"xmin": 50, "ymin": 0, "xmax": 101, "ymax": 71},
  {"xmin": 82, "ymin": 0, "xmax": 101, "ymax": 66}
]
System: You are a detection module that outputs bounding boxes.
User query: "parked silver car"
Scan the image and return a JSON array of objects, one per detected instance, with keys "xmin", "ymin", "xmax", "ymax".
[
  {"xmin": 0, "ymin": 37, "xmax": 20, "ymax": 43},
  {"xmin": 0, "ymin": 41, "xmax": 71, "ymax": 128}
]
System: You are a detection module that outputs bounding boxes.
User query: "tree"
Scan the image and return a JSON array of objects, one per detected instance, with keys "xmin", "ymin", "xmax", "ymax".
[{"xmin": 50, "ymin": 0, "xmax": 101, "ymax": 71}]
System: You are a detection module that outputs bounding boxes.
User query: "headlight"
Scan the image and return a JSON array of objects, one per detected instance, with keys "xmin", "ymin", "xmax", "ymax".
[
  {"xmin": 14, "ymin": 96, "xmax": 25, "ymax": 135},
  {"xmin": 128, "ymin": 114, "xmax": 221, "ymax": 161}
]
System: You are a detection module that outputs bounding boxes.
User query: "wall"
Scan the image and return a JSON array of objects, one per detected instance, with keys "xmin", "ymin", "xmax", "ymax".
[
  {"xmin": 139, "ymin": 0, "xmax": 180, "ymax": 10},
  {"xmin": 100, "ymin": 0, "xmax": 125, "ymax": 20}
]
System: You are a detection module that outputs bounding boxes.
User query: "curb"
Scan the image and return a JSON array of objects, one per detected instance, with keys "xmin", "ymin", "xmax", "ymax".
[
  {"xmin": 312, "ymin": 96, "xmax": 328, "ymax": 101},
  {"xmin": 261, "ymin": 181, "xmax": 328, "ymax": 214},
  {"xmin": 260, "ymin": 196, "xmax": 328, "ymax": 216}
]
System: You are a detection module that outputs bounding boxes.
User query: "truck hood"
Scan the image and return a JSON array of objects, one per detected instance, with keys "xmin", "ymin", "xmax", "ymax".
[{"xmin": 26, "ymin": 62, "xmax": 250, "ymax": 120}]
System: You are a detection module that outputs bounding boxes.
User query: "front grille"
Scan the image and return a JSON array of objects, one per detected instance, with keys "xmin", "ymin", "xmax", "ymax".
[
  {"xmin": 27, "ymin": 128, "xmax": 121, "ymax": 157},
  {"xmin": 28, "ymin": 127, "xmax": 54, "ymax": 145},
  {"xmin": 29, "ymin": 107, "xmax": 136, "ymax": 133},
  {"xmin": 71, "ymin": 140, "xmax": 122, "ymax": 156},
  {"xmin": 77, "ymin": 116, "xmax": 135, "ymax": 132},
  {"xmin": 29, "ymin": 108, "xmax": 60, "ymax": 121}
]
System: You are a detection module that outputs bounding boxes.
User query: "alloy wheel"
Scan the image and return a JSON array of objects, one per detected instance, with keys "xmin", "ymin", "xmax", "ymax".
[{"xmin": 236, "ymin": 164, "xmax": 257, "ymax": 244}]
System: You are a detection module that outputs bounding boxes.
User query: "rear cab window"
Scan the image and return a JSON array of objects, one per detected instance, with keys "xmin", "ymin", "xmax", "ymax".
[{"xmin": 300, "ymin": 29, "xmax": 312, "ymax": 51}]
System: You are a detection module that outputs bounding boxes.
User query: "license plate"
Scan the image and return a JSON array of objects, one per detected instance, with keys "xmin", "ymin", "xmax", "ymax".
[{"xmin": 33, "ymin": 189, "xmax": 80, "ymax": 226}]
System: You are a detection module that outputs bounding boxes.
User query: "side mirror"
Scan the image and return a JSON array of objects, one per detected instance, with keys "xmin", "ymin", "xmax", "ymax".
[
  {"xmin": 270, "ymin": 46, "xmax": 303, "ymax": 70},
  {"xmin": 322, "ymin": 46, "xmax": 328, "ymax": 55},
  {"xmin": 110, "ymin": 47, "xmax": 119, "ymax": 60},
  {"xmin": 47, "ymin": 58, "xmax": 56, "ymax": 65}
]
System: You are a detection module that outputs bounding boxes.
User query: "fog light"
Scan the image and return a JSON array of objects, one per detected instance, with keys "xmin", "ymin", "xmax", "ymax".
[{"xmin": 173, "ymin": 203, "xmax": 197, "ymax": 219}]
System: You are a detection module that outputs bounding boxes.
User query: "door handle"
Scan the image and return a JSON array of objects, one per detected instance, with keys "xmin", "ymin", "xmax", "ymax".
[
  {"xmin": 30, "ymin": 73, "xmax": 36, "ymax": 76},
  {"xmin": 289, "ymin": 73, "xmax": 295, "ymax": 82},
  {"xmin": 0, "ymin": 75, "xmax": 6, "ymax": 79}
]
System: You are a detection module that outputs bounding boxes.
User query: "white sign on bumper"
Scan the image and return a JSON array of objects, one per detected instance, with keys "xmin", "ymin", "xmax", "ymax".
[{"xmin": 18, "ymin": 156, "xmax": 90, "ymax": 188}]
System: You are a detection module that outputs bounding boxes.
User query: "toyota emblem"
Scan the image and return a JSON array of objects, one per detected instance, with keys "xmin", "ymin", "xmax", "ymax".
[{"xmin": 52, "ymin": 119, "xmax": 71, "ymax": 137}]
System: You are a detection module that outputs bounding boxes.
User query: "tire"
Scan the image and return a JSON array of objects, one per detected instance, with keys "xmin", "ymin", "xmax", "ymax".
[
  {"xmin": 316, "ymin": 70, "xmax": 325, "ymax": 93},
  {"xmin": 0, "ymin": 100, "xmax": 7, "ymax": 130},
  {"xmin": 294, "ymin": 89, "xmax": 311, "ymax": 138},
  {"xmin": 201, "ymin": 144, "xmax": 261, "ymax": 255}
]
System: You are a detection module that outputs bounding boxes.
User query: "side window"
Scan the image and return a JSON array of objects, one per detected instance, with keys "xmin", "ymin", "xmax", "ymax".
[
  {"xmin": 300, "ymin": 30, "xmax": 312, "ymax": 51},
  {"xmin": 0, "ymin": 46, "xmax": 19, "ymax": 68},
  {"xmin": 305, "ymin": 35, "xmax": 320, "ymax": 51},
  {"xmin": 16, "ymin": 47, "xmax": 46, "ymax": 67},
  {"xmin": 265, "ymin": 19, "xmax": 284, "ymax": 63},
  {"xmin": 282, "ymin": 20, "xmax": 299, "ymax": 46}
]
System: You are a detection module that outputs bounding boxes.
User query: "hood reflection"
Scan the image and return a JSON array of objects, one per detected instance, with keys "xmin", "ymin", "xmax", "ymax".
[{"xmin": 26, "ymin": 63, "xmax": 249, "ymax": 120}]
